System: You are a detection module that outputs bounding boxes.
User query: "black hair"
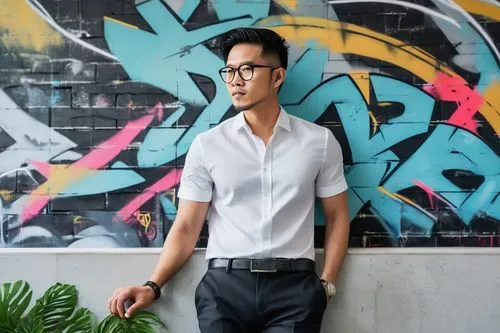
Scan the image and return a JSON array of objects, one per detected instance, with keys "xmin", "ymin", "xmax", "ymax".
[{"xmin": 220, "ymin": 28, "xmax": 289, "ymax": 70}]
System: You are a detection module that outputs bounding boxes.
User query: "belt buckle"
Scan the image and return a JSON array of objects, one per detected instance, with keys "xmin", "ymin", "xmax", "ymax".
[{"xmin": 250, "ymin": 259, "xmax": 278, "ymax": 273}]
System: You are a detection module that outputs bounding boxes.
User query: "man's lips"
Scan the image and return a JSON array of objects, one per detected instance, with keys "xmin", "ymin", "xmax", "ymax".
[{"xmin": 232, "ymin": 91, "xmax": 246, "ymax": 96}]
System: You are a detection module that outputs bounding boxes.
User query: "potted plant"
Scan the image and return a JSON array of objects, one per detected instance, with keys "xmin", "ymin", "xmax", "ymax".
[{"xmin": 0, "ymin": 280, "xmax": 167, "ymax": 333}]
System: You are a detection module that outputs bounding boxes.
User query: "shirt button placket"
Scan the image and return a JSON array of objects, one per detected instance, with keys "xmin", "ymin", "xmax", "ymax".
[
  {"xmin": 262, "ymin": 150, "xmax": 272, "ymax": 256},
  {"xmin": 262, "ymin": 164, "xmax": 269, "ymax": 219},
  {"xmin": 259, "ymin": 142, "xmax": 267, "ymax": 256}
]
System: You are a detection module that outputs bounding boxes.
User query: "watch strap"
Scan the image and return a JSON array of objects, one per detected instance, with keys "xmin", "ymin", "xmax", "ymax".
[{"xmin": 143, "ymin": 281, "xmax": 161, "ymax": 300}]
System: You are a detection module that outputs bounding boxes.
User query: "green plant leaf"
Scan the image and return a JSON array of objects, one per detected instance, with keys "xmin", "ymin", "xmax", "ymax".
[
  {"xmin": 1, "ymin": 281, "xmax": 167, "ymax": 333},
  {"xmin": 15, "ymin": 315, "xmax": 45, "ymax": 333},
  {"xmin": 127, "ymin": 311, "xmax": 167, "ymax": 333},
  {"xmin": 0, "ymin": 280, "xmax": 32, "ymax": 330},
  {"xmin": 0, "ymin": 317, "xmax": 18, "ymax": 333},
  {"xmin": 0, "ymin": 322, "xmax": 17, "ymax": 333},
  {"xmin": 94, "ymin": 315, "xmax": 124, "ymax": 333},
  {"xmin": 95, "ymin": 311, "xmax": 167, "ymax": 333},
  {"xmin": 64, "ymin": 308, "xmax": 93, "ymax": 333},
  {"xmin": 28, "ymin": 283, "xmax": 78, "ymax": 332}
]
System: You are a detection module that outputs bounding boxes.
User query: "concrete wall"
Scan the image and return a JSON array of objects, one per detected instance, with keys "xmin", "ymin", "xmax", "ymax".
[
  {"xmin": 0, "ymin": 0, "xmax": 499, "ymax": 249},
  {"xmin": 1, "ymin": 248, "xmax": 500, "ymax": 333}
]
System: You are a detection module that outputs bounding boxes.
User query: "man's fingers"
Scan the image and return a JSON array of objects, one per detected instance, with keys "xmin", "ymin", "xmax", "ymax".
[
  {"xmin": 110, "ymin": 296, "xmax": 119, "ymax": 315},
  {"xmin": 116, "ymin": 298, "xmax": 125, "ymax": 319},
  {"xmin": 107, "ymin": 289, "xmax": 121, "ymax": 311},
  {"xmin": 125, "ymin": 300, "xmax": 144, "ymax": 318},
  {"xmin": 116, "ymin": 291, "xmax": 132, "ymax": 319},
  {"xmin": 107, "ymin": 287, "xmax": 146, "ymax": 319}
]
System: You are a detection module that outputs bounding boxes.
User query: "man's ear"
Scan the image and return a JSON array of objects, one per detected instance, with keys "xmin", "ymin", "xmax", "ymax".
[{"xmin": 274, "ymin": 68, "xmax": 286, "ymax": 89}]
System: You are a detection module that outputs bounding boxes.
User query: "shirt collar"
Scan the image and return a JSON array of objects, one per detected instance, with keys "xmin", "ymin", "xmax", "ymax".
[{"xmin": 233, "ymin": 106, "xmax": 291, "ymax": 133}]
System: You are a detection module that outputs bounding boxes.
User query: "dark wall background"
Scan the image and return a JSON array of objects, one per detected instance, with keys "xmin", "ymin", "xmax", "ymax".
[{"xmin": 0, "ymin": 0, "xmax": 498, "ymax": 248}]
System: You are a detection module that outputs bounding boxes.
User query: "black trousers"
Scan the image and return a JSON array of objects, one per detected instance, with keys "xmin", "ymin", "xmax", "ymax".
[{"xmin": 194, "ymin": 266, "xmax": 328, "ymax": 333}]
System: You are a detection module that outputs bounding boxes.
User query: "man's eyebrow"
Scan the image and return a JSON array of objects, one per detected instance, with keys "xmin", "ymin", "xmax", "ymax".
[{"xmin": 225, "ymin": 61, "xmax": 256, "ymax": 67}]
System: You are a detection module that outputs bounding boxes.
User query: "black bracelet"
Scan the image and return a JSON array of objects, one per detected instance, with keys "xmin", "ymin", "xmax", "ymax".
[{"xmin": 143, "ymin": 281, "xmax": 161, "ymax": 300}]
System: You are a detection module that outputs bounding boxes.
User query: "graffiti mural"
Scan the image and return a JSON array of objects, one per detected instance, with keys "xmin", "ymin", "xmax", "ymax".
[{"xmin": 0, "ymin": 0, "xmax": 498, "ymax": 248}]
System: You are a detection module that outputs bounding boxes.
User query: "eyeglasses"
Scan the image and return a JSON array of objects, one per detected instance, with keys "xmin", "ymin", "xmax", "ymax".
[{"xmin": 218, "ymin": 64, "xmax": 278, "ymax": 83}]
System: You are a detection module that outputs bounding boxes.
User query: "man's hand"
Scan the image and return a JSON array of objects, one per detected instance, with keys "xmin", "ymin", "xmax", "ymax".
[{"xmin": 107, "ymin": 285, "xmax": 156, "ymax": 319}]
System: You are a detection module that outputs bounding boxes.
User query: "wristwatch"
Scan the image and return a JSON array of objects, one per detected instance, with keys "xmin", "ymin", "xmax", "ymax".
[
  {"xmin": 143, "ymin": 281, "xmax": 161, "ymax": 300},
  {"xmin": 320, "ymin": 279, "xmax": 336, "ymax": 298}
]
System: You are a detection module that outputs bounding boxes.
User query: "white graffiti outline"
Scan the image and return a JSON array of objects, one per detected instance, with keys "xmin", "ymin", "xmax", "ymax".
[
  {"xmin": 328, "ymin": 0, "xmax": 461, "ymax": 27},
  {"xmin": 0, "ymin": 167, "xmax": 38, "ymax": 185},
  {"xmin": 25, "ymin": 0, "xmax": 118, "ymax": 61},
  {"xmin": 435, "ymin": 0, "xmax": 500, "ymax": 61}
]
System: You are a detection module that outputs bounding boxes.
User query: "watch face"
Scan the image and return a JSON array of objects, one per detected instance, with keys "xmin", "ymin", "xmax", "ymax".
[
  {"xmin": 326, "ymin": 283, "xmax": 335, "ymax": 296},
  {"xmin": 321, "ymin": 280, "xmax": 336, "ymax": 297}
]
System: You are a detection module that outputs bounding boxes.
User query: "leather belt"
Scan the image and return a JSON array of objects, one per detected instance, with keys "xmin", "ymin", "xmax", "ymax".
[{"xmin": 208, "ymin": 258, "xmax": 315, "ymax": 273}]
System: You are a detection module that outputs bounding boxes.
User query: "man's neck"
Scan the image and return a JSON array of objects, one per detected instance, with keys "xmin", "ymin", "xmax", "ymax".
[{"xmin": 242, "ymin": 100, "xmax": 281, "ymax": 139}]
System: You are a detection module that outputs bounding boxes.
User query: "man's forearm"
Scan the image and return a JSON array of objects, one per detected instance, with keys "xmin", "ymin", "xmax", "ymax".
[
  {"xmin": 148, "ymin": 222, "xmax": 200, "ymax": 287},
  {"xmin": 321, "ymin": 215, "xmax": 350, "ymax": 283}
]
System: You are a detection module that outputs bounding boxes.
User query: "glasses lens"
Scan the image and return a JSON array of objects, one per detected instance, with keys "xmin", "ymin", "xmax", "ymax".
[
  {"xmin": 220, "ymin": 68, "xmax": 234, "ymax": 83},
  {"xmin": 239, "ymin": 65, "xmax": 253, "ymax": 81}
]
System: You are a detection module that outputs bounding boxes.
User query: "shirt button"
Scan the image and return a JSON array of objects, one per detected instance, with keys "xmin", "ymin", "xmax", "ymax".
[{"xmin": 263, "ymin": 167, "xmax": 267, "ymax": 172}]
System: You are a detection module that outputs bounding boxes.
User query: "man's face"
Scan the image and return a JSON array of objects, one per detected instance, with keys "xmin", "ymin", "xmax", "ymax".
[{"xmin": 222, "ymin": 43, "xmax": 279, "ymax": 111}]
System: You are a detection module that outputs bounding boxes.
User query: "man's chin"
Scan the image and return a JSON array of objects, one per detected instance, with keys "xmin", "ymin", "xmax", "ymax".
[
  {"xmin": 233, "ymin": 101, "xmax": 259, "ymax": 112},
  {"xmin": 234, "ymin": 104, "xmax": 248, "ymax": 112}
]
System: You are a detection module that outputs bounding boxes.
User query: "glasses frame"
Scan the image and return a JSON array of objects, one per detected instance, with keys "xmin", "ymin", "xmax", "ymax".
[{"xmin": 218, "ymin": 63, "xmax": 279, "ymax": 83}]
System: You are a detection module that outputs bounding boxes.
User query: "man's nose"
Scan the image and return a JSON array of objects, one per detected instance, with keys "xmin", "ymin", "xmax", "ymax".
[{"xmin": 231, "ymin": 71, "xmax": 244, "ymax": 86}]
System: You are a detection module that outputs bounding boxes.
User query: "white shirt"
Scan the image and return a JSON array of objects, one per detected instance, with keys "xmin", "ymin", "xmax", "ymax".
[{"xmin": 177, "ymin": 107, "xmax": 348, "ymax": 260}]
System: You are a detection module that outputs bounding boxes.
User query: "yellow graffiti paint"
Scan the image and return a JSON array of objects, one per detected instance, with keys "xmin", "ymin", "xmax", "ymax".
[
  {"xmin": 350, "ymin": 72, "xmax": 370, "ymax": 103},
  {"xmin": 368, "ymin": 111, "xmax": 378, "ymax": 136},
  {"xmin": 479, "ymin": 81, "xmax": 500, "ymax": 135},
  {"xmin": 260, "ymin": 16, "xmax": 455, "ymax": 84},
  {"xmin": 352, "ymin": 72, "xmax": 378, "ymax": 135},
  {"xmin": 137, "ymin": 212, "xmax": 152, "ymax": 231},
  {"xmin": 104, "ymin": 16, "xmax": 139, "ymax": 30},
  {"xmin": 0, "ymin": 190, "xmax": 13, "ymax": 201},
  {"xmin": 377, "ymin": 186, "xmax": 398, "ymax": 200},
  {"xmin": 377, "ymin": 186, "xmax": 434, "ymax": 219},
  {"xmin": 377, "ymin": 186, "xmax": 422, "ymax": 211},
  {"xmin": 275, "ymin": 0, "xmax": 298, "ymax": 12},
  {"xmin": 0, "ymin": 0, "xmax": 63, "ymax": 51},
  {"xmin": 455, "ymin": 0, "xmax": 500, "ymax": 21},
  {"xmin": 73, "ymin": 216, "xmax": 84, "ymax": 224},
  {"xmin": 260, "ymin": 16, "xmax": 499, "ymax": 134},
  {"xmin": 30, "ymin": 164, "xmax": 93, "ymax": 197}
]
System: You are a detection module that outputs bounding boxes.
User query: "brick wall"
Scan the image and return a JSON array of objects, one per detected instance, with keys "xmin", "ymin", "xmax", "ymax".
[{"xmin": 0, "ymin": 0, "xmax": 498, "ymax": 248}]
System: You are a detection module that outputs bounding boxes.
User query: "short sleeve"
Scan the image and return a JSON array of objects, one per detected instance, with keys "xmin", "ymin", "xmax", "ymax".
[
  {"xmin": 315, "ymin": 128, "xmax": 348, "ymax": 198},
  {"xmin": 177, "ymin": 135, "xmax": 213, "ymax": 202}
]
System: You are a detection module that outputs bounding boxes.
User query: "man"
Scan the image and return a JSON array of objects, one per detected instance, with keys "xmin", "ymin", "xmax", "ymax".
[{"xmin": 108, "ymin": 27, "xmax": 349, "ymax": 333}]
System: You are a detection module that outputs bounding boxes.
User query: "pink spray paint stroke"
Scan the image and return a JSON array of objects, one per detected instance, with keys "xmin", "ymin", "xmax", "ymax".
[
  {"xmin": 413, "ymin": 180, "xmax": 436, "ymax": 210},
  {"xmin": 20, "ymin": 105, "xmax": 161, "ymax": 224},
  {"xmin": 78, "ymin": 112, "xmax": 157, "ymax": 169},
  {"xmin": 115, "ymin": 168, "xmax": 183, "ymax": 222},
  {"xmin": 424, "ymin": 73, "xmax": 484, "ymax": 134},
  {"xmin": 29, "ymin": 160, "xmax": 52, "ymax": 178}
]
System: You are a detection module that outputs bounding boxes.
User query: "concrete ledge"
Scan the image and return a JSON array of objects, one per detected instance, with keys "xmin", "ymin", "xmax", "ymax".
[{"xmin": 1, "ymin": 249, "xmax": 499, "ymax": 332}]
